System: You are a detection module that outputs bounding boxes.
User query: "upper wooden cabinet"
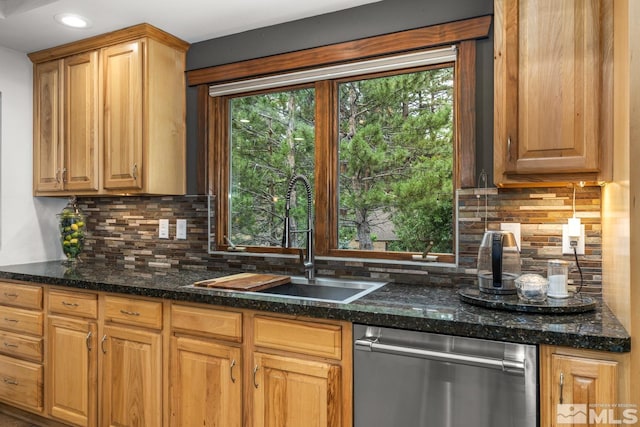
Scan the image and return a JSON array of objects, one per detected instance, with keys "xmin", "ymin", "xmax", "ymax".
[
  {"xmin": 34, "ymin": 52, "xmax": 99, "ymax": 193},
  {"xmin": 29, "ymin": 24, "xmax": 189, "ymax": 196},
  {"xmin": 494, "ymin": 0, "xmax": 613, "ymax": 186}
]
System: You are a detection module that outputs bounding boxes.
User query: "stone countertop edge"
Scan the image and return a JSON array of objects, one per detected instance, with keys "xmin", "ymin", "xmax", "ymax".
[{"xmin": 0, "ymin": 261, "xmax": 630, "ymax": 353}]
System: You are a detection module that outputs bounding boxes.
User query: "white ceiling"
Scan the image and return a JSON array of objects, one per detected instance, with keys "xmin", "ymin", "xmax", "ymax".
[{"xmin": 0, "ymin": 0, "xmax": 380, "ymax": 53}]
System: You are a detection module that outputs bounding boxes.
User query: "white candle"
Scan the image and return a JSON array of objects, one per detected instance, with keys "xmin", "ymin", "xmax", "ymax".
[{"xmin": 548, "ymin": 274, "xmax": 568, "ymax": 297}]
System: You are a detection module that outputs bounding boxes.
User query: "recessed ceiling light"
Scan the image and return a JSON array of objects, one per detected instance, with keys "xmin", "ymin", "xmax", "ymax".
[{"xmin": 54, "ymin": 13, "xmax": 91, "ymax": 29}]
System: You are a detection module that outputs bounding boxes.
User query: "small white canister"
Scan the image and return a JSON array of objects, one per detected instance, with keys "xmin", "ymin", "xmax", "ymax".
[{"xmin": 547, "ymin": 259, "xmax": 570, "ymax": 298}]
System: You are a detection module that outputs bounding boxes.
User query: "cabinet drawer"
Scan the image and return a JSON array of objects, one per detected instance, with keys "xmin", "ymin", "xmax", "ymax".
[
  {"xmin": 254, "ymin": 316, "xmax": 342, "ymax": 360},
  {"xmin": 0, "ymin": 282, "xmax": 42, "ymax": 310},
  {"xmin": 171, "ymin": 304, "xmax": 242, "ymax": 341},
  {"xmin": 0, "ymin": 354, "xmax": 43, "ymax": 411},
  {"xmin": 0, "ymin": 306, "xmax": 43, "ymax": 336},
  {"xmin": 49, "ymin": 289, "xmax": 98, "ymax": 319},
  {"xmin": 0, "ymin": 331, "xmax": 42, "ymax": 363},
  {"xmin": 104, "ymin": 295, "xmax": 163, "ymax": 329}
]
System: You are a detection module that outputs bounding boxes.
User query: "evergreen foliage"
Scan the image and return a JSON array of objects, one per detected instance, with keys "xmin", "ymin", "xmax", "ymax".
[{"xmin": 229, "ymin": 66, "xmax": 454, "ymax": 254}]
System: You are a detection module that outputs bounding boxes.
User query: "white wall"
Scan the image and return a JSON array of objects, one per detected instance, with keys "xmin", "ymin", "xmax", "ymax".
[{"xmin": 0, "ymin": 46, "xmax": 66, "ymax": 266}]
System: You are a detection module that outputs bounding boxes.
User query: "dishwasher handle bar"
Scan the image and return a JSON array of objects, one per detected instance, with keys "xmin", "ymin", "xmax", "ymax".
[{"xmin": 355, "ymin": 338, "xmax": 525, "ymax": 375}]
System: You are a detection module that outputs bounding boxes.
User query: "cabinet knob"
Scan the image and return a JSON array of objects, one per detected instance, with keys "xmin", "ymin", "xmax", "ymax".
[
  {"xmin": 101, "ymin": 334, "xmax": 107, "ymax": 354},
  {"xmin": 86, "ymin": 331, "xmax": 93, "ymax": 351},
  {"xmin": 507, "ymin": 137, "xmax": 512, "ymax": 162},
  {"xmin": 132, "ymin": 163, "xmax": 138, "ymax": 180}
]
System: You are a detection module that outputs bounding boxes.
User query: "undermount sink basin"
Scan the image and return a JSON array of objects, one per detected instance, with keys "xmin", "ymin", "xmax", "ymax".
[
  {"xmin": 255, "ymin": 276, "xmax": 387, "ymax": 304},
  {"xmin": 185, "ymin": 275, "xmax": 387, "ymax": 304}
]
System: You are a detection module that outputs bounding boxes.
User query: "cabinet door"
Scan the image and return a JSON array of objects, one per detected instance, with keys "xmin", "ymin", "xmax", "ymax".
[
  {"xmin": 170, "ymin": 336, "xmax": 242, "ymax": 427},
  {"xmin": 102, "ymin": 41, "xmax": 144, "ymax": 190},
  {"xmin": 101, "ymin": 324, "xmax": 162, "ymax": 427},
  {"xmin": 64, "ymin": 51, "xmax": 99, "ymax": 192},
  {"xmin": 47, "ymin": 315, "xmax": 97, "ymax": 427},
  {"xmin": 494, "ymin": 0, "xmax": 612, "ymax": 182},
  {"xmin": 545, "ymin": 354, "xmax": 618, "ymax": 426},
  {"xmin": 253, "ymin": 352, "xmax": 341, "ymax": 427},
  {"xmin": 34, "ymin": 60, "xmax": 64, "ymax": 192}
]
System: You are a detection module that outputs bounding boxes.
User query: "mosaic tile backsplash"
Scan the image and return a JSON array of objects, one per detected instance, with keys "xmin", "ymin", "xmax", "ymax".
[{"xmin": 78, "ymin": 185, "xmax": 602, "ymax": 291}]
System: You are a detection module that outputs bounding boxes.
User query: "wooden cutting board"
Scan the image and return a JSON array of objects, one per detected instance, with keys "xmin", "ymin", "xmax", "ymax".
[{"xmin": 193, "ymin": 273, "xmax": 291, "ymax": 291}]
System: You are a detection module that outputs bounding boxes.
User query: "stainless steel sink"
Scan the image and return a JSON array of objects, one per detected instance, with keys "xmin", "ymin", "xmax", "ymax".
[
  {"xmin": 183, "ymin": 275, "xmax": 387, "ymax": 304},
  {"xmin": 255, "ymin": 276, "xmax": 387, "ymax": 304}
]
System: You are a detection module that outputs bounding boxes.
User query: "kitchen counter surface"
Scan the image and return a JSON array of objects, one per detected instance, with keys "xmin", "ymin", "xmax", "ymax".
[{"xmin": 0, "ymin": 260, "xmax": 630, "ymax": 352}]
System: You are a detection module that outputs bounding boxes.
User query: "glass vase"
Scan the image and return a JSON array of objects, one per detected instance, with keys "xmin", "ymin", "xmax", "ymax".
[{"xmin": 57, "ymin": 197, "xmax": 86, "ymax": 264}]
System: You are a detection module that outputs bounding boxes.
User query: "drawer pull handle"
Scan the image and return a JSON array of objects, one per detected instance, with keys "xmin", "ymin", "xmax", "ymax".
[
  {"xmin": 230, "ymin": 359, "xmax": 236, "ymax": 383},
  {"xmin": 120, "ymin": 309, "xmax": 140, "ymax": 317},
  {"xmin": 62, "ymin": 301, "xmax": 79, "ymax": 307},
  {"xmin": 3, "ymin": 342, "xmax": 18, "ymax": 348},
  {"xmin": 253, "ymin": 365, "xmax": 259, "ymax": 389},
  {"xmin": 101, "ymin": 335, "xmax": 107, "ymax": 354},
  {"xmin": 86, "ymin": 332, "xmax": 93, "ymax": 351},
  {"xmin": 3, "ymin": 318, "xmax": 18, "ymax": 323},
  {"xmin": 3, "ymin": 293, "xmax": 18, "ymax": 298},
  {"xmin": 3, "ymin": 378, "xmax": 18, "ymax": 386}
]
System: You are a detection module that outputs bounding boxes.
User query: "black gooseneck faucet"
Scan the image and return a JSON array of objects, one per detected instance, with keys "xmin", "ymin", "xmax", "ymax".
[{"xmin": 282, "ymin": 174, "xmax": 314, "ymax": 281}]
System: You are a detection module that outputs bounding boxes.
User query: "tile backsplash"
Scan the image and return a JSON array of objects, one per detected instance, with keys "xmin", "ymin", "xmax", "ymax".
[{"xmin": 78, "ymin": 185, "xmax": 602, "ymax": 291}]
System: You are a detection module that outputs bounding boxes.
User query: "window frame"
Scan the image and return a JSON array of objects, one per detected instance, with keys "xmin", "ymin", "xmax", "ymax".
[{"xmin": 187, "ymin": 16, "xmax": 491, "ymax": 262}]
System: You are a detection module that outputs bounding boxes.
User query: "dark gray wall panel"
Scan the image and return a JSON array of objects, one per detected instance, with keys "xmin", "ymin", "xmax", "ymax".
[{"xmin": 185, "ymin": 0, "xmax": 494, "ymax": 193}]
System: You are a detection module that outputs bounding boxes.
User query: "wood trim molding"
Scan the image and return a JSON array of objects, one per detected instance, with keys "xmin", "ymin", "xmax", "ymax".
[
  {"xmin": 456, "ymin": 40, "xmax": 477, "ymax": 188},
  {"xmin": 187, "ymin": 15, "xmax": 492, "ymax": 86},
  {"xmin": 28, "ymin": 23, "xmax": 189, "ymax": 64},
  {"xmin": 196, "ymin": 85, "xmax": 211, "ymax": 195}
]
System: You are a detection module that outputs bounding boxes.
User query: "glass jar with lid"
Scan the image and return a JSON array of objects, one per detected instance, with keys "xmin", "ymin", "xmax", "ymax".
[{"xmin": 547, "ymin": 259, "xmax": 570, "ymax": 298}]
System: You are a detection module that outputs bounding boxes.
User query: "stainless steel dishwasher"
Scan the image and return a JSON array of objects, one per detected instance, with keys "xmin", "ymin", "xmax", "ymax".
[{"xmin": 353, "ymin": 324, "xmax": 537, "ymax": 427}]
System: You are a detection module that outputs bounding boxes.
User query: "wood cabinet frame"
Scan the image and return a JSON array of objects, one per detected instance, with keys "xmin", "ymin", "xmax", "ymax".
[
  {"xmin": 493, "ymin": 0, "xmax": 613, "ymax": 186},
  {"xmin": 29, "ymin": 23, "xmax": 189, "ymax": 197}
]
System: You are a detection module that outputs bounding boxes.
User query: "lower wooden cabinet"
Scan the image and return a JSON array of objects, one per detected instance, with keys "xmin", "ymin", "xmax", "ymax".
[
  {"xmin": 101, "ymin": 324, "xmax": 163, "ymax": 427},
  {"xmin": 46, "ymin": 289, "xmax": 163, "ymax": 427},
  {"xmin": 249, "ymin": 313, "xmax": 351, "ymax": 427},
  {"xmin": 47, "ymin": 315, "xmax": 97, "ymax": 427},
  {"xmin": 540, "ymin": 345, "xmax": 631, "ymax": 427},
  {"xmin": 170, "ymin": 336, "xmax": 242, "ymax": 427},
  {"xmin": 169, "ymin": 305, "xmax": 352, "ymax": 427},
  {"xmin": 0, "ymin": 281, "xmax": 44, "ymax": 414},
  {"xmin": 252, "ymin": 352, "xmax": 341, "ymax": 427},
  {"xmin": 0, "ymin": 354, "xmax": 43, "ymax": 410}
]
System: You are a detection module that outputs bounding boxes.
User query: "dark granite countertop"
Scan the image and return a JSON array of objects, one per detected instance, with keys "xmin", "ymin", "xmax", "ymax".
[{"xmin": 0, "ymin": 260, "xmax": 630, "ymax": 352}]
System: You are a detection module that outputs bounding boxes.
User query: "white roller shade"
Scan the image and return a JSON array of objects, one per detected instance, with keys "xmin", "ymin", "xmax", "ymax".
[{"xmin": 209, "ymin": 45, "xmax": 457, "ymax": 97}]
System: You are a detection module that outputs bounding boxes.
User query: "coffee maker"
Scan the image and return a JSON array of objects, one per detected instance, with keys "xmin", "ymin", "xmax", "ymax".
[{"xmin": 477, "ymin": 231, "xmax": 521, "ymax": 294}]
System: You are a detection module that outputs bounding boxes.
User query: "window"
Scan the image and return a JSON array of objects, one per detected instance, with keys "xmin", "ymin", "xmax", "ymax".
[
  {"xmin": 189, "ymin": 16, "xmax": 491, "ymax": 262},
  {"xmin": 228, "ymin": 88, "xmax": 315, "ymax": 247},
  {"xmin": 337, "ymin": 67, "xmax": 454, "ymax": 254}
]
